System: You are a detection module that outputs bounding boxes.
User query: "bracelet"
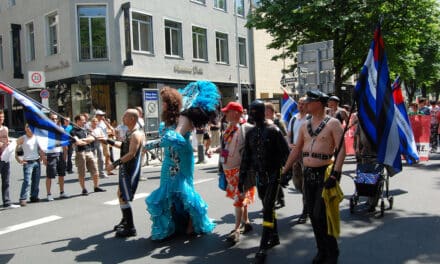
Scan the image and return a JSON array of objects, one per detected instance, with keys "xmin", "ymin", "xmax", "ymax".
[
  {"xmin": 332, "ymin": 171, "xmax": 342, "ymax": 181},
  {"xmin": 112, "ymin": 159, "xmax": 122, "ymax": 168},
  {"xmin": 106, "ymin": 139, "xmax": 115, "ymax": 146}
]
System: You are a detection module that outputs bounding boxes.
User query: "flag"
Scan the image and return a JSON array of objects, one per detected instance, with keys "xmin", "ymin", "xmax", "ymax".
[
  {"xmin": 355, "ymin": 25, "xmax": 401, "ymax": 175},
  {"xmin": 281, "ymin": 89, "xmax": 298, "ymax": 124},
  {"xmin": 392, "ymin": 76, "xmax": 419, "ymax": 163},
  {"xmin": 0, "ymin": 82, "xmax": 73, "ymax": 151}
]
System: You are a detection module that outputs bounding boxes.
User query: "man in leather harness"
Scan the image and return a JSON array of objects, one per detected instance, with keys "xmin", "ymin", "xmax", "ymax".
[
  {"xmin": 282, "ymin": 90, "xmax": 346, "ymax": 264},
  {"xmin": 239, "ymin": 100, "xmax": 290, "ymax": 263}
]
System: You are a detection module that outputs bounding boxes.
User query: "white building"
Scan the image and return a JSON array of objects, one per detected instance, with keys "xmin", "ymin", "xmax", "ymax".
[{"xmin": 0, "ymin": 0, "xmax": 288, "ymax": 131}]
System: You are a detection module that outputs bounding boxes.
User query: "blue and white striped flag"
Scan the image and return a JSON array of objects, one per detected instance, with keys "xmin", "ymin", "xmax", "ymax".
[
  {"xmin": 392, "ymin": 77, "xmax": 419, "ymax": 164},
  {"xmin": 355, "ymin": 25, "xmax": 402, "ymax": 175},
  {"xmin": 0, "ymin": 82, "xmax": 73, "ymax": 151},
  {"xmin": 281, "ymin": 89, "xmax": 298, "ymax": 125}
]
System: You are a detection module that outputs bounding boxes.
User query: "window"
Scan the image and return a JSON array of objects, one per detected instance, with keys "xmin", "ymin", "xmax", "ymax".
[
  {"xmin": 214, "ymin": 0, "xmax": 226, "ymax": 11},
  {"xmin": 192, "ymin": 26, "xmax": 207, "ymax": 61},
  {"xmin": 238, "ymin": 37, "xmax": 247, "ymax": 66},
  {"xmin": 8, "ymin": 0, "xmax": 16, "ymax": 7},
  {"xmin": 78, "ymin": 5, "xmax": 108, "ymax": 60},
  {"xmin": 26, "ymin": 22, "xmax": 35, "ymax": 61},
  {"xmin": 236, "ymin": 0, "xmax": 245, "ymax": 16},
  {"xmin": 47, "ymin": 13, "xmax": 58, "ymax": 55},
  {"xmin": 164, "ymin": 20, "xmax": 182, "ymax": 57},
  {"xmin": 132, "ymin": 12, "xmax": 153, "ymax": 53},
  {"xmin": 0, "ymin": 36, "xmax": 3, "ymax": 70},
  {"xmin": 216, "ymin": 32, "xmax": 229, "ymax": 64},
  {"xmin": 191, "ymin": 0, "xmax": 206, "ymax": 4}
]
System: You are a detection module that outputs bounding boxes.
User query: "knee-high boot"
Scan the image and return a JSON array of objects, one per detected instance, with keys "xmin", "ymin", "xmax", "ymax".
[{"xmin": 116, "ymin": 206, "xmax": 137, "ymax": 237}]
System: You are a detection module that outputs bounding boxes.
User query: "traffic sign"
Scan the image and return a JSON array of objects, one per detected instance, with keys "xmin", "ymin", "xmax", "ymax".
[
  {"xmin": 28, "ymin": 71, "xmax": 46, "ymax": 88},
  {"xmin": 40, "ymin": 89, "xmax": 50, "ymax": 99}
]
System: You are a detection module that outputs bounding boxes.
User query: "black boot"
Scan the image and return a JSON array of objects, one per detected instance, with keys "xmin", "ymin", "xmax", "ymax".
[
  {"xmin": 254, "ymin": 249, "xmax": 267, "ymax": 264},
  {"xmin": 113, "ymin": 217, "xmax": 126, "ymax": 231},
  {"xmin": 116, "ymin": 207, "xmax": 136, "ymax": 238},
  {"xmin": 312, "ymin": 251, "xmax": 327, "ymax": 264}
]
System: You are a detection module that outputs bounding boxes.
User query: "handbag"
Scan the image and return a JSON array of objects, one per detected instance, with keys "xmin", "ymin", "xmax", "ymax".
[{"xmin": 218, "ymin": 171, "xmax": 227, "ymax": 191}]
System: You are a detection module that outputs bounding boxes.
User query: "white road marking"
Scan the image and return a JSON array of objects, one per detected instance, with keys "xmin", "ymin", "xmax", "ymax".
[
  {"xmin": 104, "ymin": 192, "xmax": 150, "ymax": 205},
  {"xmin": 0, "ymin": 215, "xmax": 62, "ymax": 236},
  {"xmin": 103, "ymin": 178, "xmax": 216, "ymax": 205}
]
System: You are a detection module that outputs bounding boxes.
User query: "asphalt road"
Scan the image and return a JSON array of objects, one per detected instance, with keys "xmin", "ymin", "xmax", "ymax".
[{"xmin": 1, "ymin": 151, "xmax": 440, "ymax": 264}]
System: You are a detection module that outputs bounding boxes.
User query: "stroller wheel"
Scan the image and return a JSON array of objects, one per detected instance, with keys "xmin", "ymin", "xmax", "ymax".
[
  {"xmin": 380, "ymin": 200, "xmax": 385, "ymax": 217},
  {"xmin": 388, "ymin": 196, "xmax": 394, "ymax": 210},
  {"xmin": 349, "ymin": 198, "xmax": 355, "ymax": 214}
]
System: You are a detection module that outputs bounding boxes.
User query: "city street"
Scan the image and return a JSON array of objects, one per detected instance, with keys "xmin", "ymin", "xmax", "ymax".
[{"xmin": 0, "ymin": 151, "xmax": 440, "ymax": 264}]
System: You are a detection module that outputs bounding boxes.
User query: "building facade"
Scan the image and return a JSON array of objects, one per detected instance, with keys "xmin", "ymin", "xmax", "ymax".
[{"xmin": 0, "ymin": 0, "xmax": 259, "ymax": 131}]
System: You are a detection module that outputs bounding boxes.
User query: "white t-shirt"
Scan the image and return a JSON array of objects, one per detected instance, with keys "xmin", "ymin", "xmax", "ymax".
[{"xmin": 288, "ymin": 113, "xmax": 308, "ymax": 145}]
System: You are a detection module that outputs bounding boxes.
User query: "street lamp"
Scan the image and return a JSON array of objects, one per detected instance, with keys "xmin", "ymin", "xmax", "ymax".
[{"xmin": 234, "ymin": 0, "xmax": 242, "ymax": 103}]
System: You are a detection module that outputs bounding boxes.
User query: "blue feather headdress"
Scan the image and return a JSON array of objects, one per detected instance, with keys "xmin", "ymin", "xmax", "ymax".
[{"xmin": 179, "ymin": 80, "xmax": 220, "ymax": 113}]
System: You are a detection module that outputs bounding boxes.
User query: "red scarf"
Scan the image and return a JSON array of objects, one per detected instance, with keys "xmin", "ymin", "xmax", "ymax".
[{"xmin": 223, "ymin": 124, "xmax": 239, "ymax": 144}]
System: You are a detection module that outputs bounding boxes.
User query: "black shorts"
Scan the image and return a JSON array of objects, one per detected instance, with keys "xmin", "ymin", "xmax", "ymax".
[
  {"xmin": 46, "ymin": 153, "xmax": 66, "ymax": 178},
  {"xmin": 203, "ymin": 132, "xmax": 210, "ymax": 140}
]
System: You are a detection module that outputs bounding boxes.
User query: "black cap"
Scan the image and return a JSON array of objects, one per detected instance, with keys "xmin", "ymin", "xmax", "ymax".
[{"xmin": 304, "ymin": 90, "xmax": 329, "ymax": 103}]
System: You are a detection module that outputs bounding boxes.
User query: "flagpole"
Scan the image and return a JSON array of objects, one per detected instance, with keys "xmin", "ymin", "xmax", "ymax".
[{"xmin": 0, "ymin": 81, "xmax": 82, "ymax": 130}]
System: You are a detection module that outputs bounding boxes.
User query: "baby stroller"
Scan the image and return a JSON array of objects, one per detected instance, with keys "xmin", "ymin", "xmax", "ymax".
[{"xmin": 349, "ymin": 158, "xmax": 394, "ymax": 217}]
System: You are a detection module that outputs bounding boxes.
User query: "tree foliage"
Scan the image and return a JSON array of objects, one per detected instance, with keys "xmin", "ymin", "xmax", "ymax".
[{"xmin": 247, "ymin": 0, "xmax": 440, "ymax": 101}]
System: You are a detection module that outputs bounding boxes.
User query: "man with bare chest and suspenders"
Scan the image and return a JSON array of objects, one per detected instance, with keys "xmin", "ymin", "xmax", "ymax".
[{"xmin": 282, "ymin": 90, "xmax": 346, "ymax": 264}]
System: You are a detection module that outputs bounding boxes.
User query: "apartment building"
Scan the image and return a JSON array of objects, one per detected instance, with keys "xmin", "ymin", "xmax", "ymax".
[{"xmin": 0, "ymin": 0, "xmax": 263, "ymax": 131}]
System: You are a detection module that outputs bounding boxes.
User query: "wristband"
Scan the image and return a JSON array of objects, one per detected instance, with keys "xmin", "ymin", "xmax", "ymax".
[
  {"xmin": 112, "ymin": 159, "xmax": 122, "ymax": 168},
  {"xmin": 106, "ymin": 139, "xmax": 116, "ymax": 146},
  {"xmin": 332, "ymin": 171, "xmax": 342, "ymax": 181}
]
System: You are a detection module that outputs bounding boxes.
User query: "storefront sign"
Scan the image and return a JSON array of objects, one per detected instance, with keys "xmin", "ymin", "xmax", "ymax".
[
  {"xmin": 143, "ymin": 89, "xmax": 159, "ymax": 135},
  {"xmin": 44, "ymin": 60, "xmax": 70, "ymax": 72},
  {"xmin": 173, "ymin": 65, "xmax": 203, "ymax": 75}
]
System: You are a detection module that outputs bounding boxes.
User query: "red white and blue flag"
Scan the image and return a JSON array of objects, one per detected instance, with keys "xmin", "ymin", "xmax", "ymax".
[
  {"xmin": 281, "ymin": 88, "xmax": 298, "ymax": 125},
  {"xmin": 355, "ymin": 25, "xmax": 402, "ymax": 175},
  {"xmin": 392, "ymin": 76, "xmax": 419, "ymax": 163},
  {"xmin": 0, "ymin": 82, "xmax": 73, "ymax": 151}
]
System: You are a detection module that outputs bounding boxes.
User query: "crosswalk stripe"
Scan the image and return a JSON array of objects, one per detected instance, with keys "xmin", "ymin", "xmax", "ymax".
[
  {"xmin": 0, "ymin": 215, "xmax": 62, "ymax": 236},
  {"xmin": 103, "ymin": 178, "xmax": 216, "ymax": 205}
]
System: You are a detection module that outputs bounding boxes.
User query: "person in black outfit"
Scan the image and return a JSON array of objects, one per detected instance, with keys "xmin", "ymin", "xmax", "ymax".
[{"xmin": 239, "ymin": 100, "xmax": 290, "ymax": 263}]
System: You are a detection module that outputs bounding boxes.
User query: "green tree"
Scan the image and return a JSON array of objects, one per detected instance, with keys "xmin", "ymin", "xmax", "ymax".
[{"xmin": 247, "ymin": 0, "xmax": 440, "ymax": 100}]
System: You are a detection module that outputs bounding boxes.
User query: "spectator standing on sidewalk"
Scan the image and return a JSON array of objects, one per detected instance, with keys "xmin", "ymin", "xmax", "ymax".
[
  {"xmin": 62, "ymin": 117, "xmax": 74, "ymax": 174},
  {"xmin": 71, "ymin": 114, "xmax": 106, "ymax": 195},
  {"xmin": 41, "ymin": 114, "xmax": 69, "ymax": 201},
  {"xmin": 0, "ymin": 110, "xmax": 14, "ymax": 208},
  {"xmin": 16, "ymin": 124, "xmax": 42, "ymax": 206}
]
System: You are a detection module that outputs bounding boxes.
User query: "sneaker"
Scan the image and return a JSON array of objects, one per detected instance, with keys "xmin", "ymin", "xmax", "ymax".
[
  {"xmin": 139, "ymin": 176, "xmax": 148, "ymax": 181},
  {"xmin": 297, "ymin": 213, "xmax": 308, "ymax": 224},
  {"xmin": 47, "ymin": 194, "xmax": 54, "ymax": 201},
  {"xmin": 67, "ymin": 170, "xmax": 74, "ymax": 174},
  {"xmin": 30, "ymin": 197, "xmax": 40, "ymax": 203},
  {"xmin": 100, "ymin": 174, "xmax": 109, "ymax": 179},
  {"xmin": 19, "ymin": 200, "xmax": 27, "ymax": 207},
  {"xmin": 59, "ymin": 192, "xmax": 69, "ymax": 199},
  {"xmin": 81, "ymin": 189, "xmax": 88, "ymax": 196},
  {"xmin": 94, "ymin": 187, "xmax": 106, "ymax": 192},
  {"xmin": 3, "ymin": 204, "xmax": 20, "ymax": 209}
]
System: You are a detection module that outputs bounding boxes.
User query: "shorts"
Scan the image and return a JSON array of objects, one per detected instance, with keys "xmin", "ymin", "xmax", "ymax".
[
  {"xmin": 46, "ymin": 153, "xmax": 66, "ymax": 178},
  {"xmin": 75, "ymin": 151, "xmax": 98, "ymax": 178},
  {"xmin": 203, "ymin": 132, "xmax": 210, "ymax": 140}
]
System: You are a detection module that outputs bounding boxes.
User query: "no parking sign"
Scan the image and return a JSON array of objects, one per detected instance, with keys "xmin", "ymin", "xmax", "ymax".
[{"xmin": 28, "ymin": 71, "xmax": 46, "ymax": 88}]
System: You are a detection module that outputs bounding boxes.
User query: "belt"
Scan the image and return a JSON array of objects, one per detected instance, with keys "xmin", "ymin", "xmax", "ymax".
[
  {"xmin": 303, "ymin": 166, "xmax": 328, "ymax": 181},
  {"xmin": 77, "ymin": 150, "xmax": 92, "ymax": 153},
  {"xmin": 302, "ymin": 152, "xmax": 333, "ymax": 160},
  {"xmin": 46, "ymin": 153, "xmax": 60, "ymax": 157},
  {"xmin": 25, "ymin": 159, "xmax": 40, "ymax": 162}
]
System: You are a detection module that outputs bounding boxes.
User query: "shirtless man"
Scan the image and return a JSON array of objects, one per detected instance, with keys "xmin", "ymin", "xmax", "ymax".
[
  {"xmin": 282, "ymin": 90, "xmax": 345, "ymax": 264},
  {"xmin": 106, "ymin": 109, "xmax": 145, "ymax": 237}
]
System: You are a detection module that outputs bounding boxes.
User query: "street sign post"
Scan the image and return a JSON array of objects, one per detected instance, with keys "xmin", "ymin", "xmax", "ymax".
[
  {"xmin": 142, "ymin": 88, "xmax": 160, "ymax": 137},
  {"xmin": 297, "ymin": 40, "xmax": 334, "ymax": 95},
  {"xmin": 28, "ymin": 71, "xmax": 46, "ymax": 88}
]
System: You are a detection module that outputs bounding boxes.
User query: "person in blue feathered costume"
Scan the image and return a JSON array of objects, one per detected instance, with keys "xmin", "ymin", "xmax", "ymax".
[{"xmin": 144, "ymin": 81, "xmax": 220, "ymax": 241}]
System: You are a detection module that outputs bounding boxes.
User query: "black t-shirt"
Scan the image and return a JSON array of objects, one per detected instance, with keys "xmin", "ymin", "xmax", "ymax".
[{"xmin": 70, "ymin": 127, "xmax": 93, "ymax": 152}]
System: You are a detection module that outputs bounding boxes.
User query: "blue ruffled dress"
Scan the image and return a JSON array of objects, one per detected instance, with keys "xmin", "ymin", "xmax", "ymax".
[{"xmin": 145, "ymin": 126, "xmax": 216, "ymax": 240}]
